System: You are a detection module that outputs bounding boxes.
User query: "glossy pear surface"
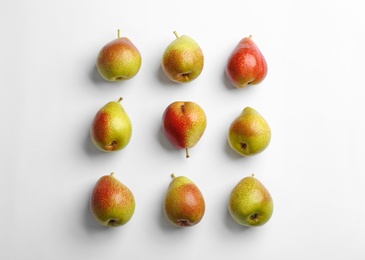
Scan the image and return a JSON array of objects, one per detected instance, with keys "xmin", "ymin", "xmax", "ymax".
[
  {"xmin": 162, "ymin": 101, "xmax": 207, "ymax": 158},
  {"xmin": 90, "ymin": 173, "xmax": 135, "ymax": 227},
  {"xmin": 226, "ymin": 36, "xmax": 267, "ymax": 88},
  {"xmin": 161, "ymin": 31, "xmax": 204, "ymax": 83},
  {"xmin": 90, "ymin": 97, "xmax": 132, "ymax": 152},
  {"xmin": 163, "ymin": 174, "xmax": 205, "ymax": 227},
  {"xmin": 97, "ymin": 30, "xmax": 142, "ymax": 81},
  {"xmin": 229, "ymin": 175, "xmax": 273, "ymax": 227},
  {"xmin": 228, "ymin": 107, "xmax": 271, "ymax": 156}
]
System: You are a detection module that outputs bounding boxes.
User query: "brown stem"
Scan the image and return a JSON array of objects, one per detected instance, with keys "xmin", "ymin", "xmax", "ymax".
[{"xmin": 185, "ymin": 148, "xmax": 190, "ymax": 158}]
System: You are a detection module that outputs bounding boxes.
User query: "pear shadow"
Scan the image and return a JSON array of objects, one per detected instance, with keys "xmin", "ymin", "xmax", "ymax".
[
  {"xmin": 155, "ymin": 65, "xmax": 182, "ymax": 87},
  {"xmin": 82, "ymin": 191, "xmax": 110, "ymax": 233},
  {"xmin": 83, "ymin": 130, "xmax": 125, "ymax": 160},
  {"xmin": 156, "ymin": 125, "xmax": 184, "ymax": 157},
  {"xmin": 222, "ymin": 69, "xmax": 236, "ymax": 90},
  {"xmin": 89, "ymin": 65, "xmax": 106, "ymax": 85},
  {"xmin": 224, "ymin": 209, "xmax": 252, "ymax": 233},
  {"xmin": 83, "ymin": 130, "xmax": 103, "ymax": 157},
  {"xmin": 224, "ymin": 138, "xmax": 249, "ymax": 161}
]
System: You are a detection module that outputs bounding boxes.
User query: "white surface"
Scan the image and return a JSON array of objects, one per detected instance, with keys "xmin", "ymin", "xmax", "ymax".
[{"xmin": 1, "ymin": 0, "xmax": 365, "ymax": 259}]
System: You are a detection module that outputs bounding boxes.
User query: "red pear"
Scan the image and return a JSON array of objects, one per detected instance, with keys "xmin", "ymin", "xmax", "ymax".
[
  {"xmin": 226, "ymin": 36, "xmax": 267, "ymax": 88},
  {"xmin": 90, "ymin": 173, "xmax": 135, "ymax": 227},
  {"xmin": 162, "ymin": 101, "xmax": 207, "ymax": 158},
  {"xmin": 163, "ymin": 174, "xmax": 205, "ymax": 227}
]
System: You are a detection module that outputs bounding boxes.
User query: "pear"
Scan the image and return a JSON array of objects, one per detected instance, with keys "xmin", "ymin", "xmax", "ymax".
[
  {"xmin": 163, "ymin": 174, "xmax": 205, "ymax": 227},
  {"xmin": 162, "ymin": 101, "xmax": 207, "ymax": 158},
  {"xmin": 228, "ymin": 175, "xmax": 273, "ymax": 227},
  {"xmin": 90, "ymin": 172, "xmax": 135, "ymax": 227},
  {"xmin": 96, "ymin": 29, "xmax": 142, "ymax": 81},
  {"xmin": 90, "ymin": 97, "xmax": 132, "ymax": 152},
  {"xmin": 228, "ymin": 107, "xmax": 271, "ymax": 156},
  {"xmin": 161, "ymin": 31, "xmax": 204, "ymax": 83},
  {"xmin": 226, "ymin": 35, "xmax": 267, "ymax": 88}
]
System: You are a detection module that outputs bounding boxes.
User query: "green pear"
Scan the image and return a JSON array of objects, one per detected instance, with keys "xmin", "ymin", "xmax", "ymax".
[
  {"xmin": 90, "ymin": 172, "xmax": 135, "ymax": 227},
  {"xmin": 90, "ymin": 97, "xmax": 132, "ymax": 152},
  {"xmin": 228, "ymin": 175, "xmax": 273, "ymax": 227},
  {"xmin": 163, "ymin": 174, "xmax": 205, "ymax": 227},
  {"xmin": 96, "ymin": 29, "xmax": 142, "ymax": 81},
  {"xmin": 228, "ymin": 107, "xmax": 271, "ymax": 156},
  {"xmin": 161, "ymin": 31, "xmax": 204, "ymax": 83}
]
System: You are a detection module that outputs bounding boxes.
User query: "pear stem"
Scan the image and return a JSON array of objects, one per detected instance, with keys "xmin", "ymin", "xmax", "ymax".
[
  {"xmin": 117, "ymin": 97, "xmax": 123, "ymax": 102},
  {"xmin": 173, "ymin": 31, "xmax": 179, "ymax": 39},
  {"xmin": 110, "ymin": 172, "xmax": 115, "ymax": 176},
  {"xmin": 185, "ymin": 148, "xmax": 190, "ymax": 158},
  {"xmin": 117, "ymin": 29, "xmax": 120, "ymax": 38},
  {"xmin": 171, "ymin": 173, "xmax": 176, "ymax": 179}
]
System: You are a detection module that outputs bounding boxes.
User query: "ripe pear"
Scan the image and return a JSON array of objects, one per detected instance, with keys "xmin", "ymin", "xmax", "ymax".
[
  {"xmin": 96, "ymin": 29, "xmax": 142, "ymax": 81},
  {"xmin": 228, "ymin": 107, "xmax": 271, "ymax": 156},
  {"xmin": 228, "ymin": 175, "xmax": 273, "ymax": 227},
  {"xmin": 226, "ymin": 35, "xmax": 267, "ymax": 88},
  {"xmin": 162, "ymin": 101, "xmax": 207, "ymax": 158},
  {"xmin": 90, "ymin": 97, "xmax": 132, "ymax": 152},
  {"xmin": 161, "ymin": 31, "xmax": 204, "ymax": 83},
  {"xmin": 90, "ymin": 172, "xmax": 135, "ymax": 227},
  {"xmin": 163, "ymin": 174, "xmax": 205, "ymax": 227}
]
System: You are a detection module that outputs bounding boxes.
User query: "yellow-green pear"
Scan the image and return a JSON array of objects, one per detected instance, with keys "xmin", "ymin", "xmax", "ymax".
[
  {"xmin": 228, "ymin": 107, "xmax": 271, "ymax": 156},
  {"xmin": 161, "ymin": 31, "xmax": 204, "ymax": 83},
  {"xmin": 90, "ymin": 97, "xmax": 132, "ymax": 152},
  {"xmin": 90, "ymin": 172, "xmax": 135, "ymax": 227},
  {"xmin": 228, "ymin": 175, "xmax": 273, "ymax": 227},
  {"xmin": 96, "ymin": 29, "xmax": 142, "ymax": 81},
  {"xmin": 163, "ymin": 174, "xmax": 205, "ymax": 227}
]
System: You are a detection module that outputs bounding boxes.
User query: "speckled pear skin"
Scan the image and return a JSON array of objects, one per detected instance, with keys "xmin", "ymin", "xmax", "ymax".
[
  {"xmin": 90, "ymin": 173, "xmax": 135, "ymax": 227},
  {"xmin": 228, "ymin": 107, "xmax": 271, "ymax": 156},
  {"xmin": 90, "ymin": 98, "xmax": 132, "ymax": 152},
  {"xmin": 228, "ymin": 175, "xmax": 273, "ymax": 227},
  {"xmin": 226, "ymin": 36, "xmax": 267, "ymax": 88},
  {"xmin": 163, "ymin": 174, "xmax": 205, "ymax": 227},
  {"xmin": 161, "ymin": 31, "xmax": 204, "ymax": 83},
  {"xmin": 96, "ymin": 32, "xmax": 141, "ymax": 81},
  {"xmin": 162, "ymin": 101, "xmax": 207, "ymax": 158}
]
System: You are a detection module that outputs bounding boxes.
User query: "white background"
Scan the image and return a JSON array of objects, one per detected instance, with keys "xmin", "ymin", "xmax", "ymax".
[{"xmin": 1, "ymin": 0, "xmax": 365, "ymax": 259}]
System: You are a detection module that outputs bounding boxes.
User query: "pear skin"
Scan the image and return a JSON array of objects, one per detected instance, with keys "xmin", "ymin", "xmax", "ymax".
[
  {"xmin": 90, "ymin": 97, "xmax": 132, "ymax": 152},
  {"xmin": 163, "ymin": 174, "xmax": 205, "ymax": 227},
  {"xmin": 228, "ymin": 107, "xmax": 271, "ymax": 156},
  {"xmin": 90, "ymin": 172, "xmax": 135, "ymax": 227},
  {"xmin": 162, "ymin": 101, "xmax": 207, "ymax": 158},
  {"xmin": 161, "ymin": 31, "xmax": 204, "ymax": 83},
  {"xmin": 226, "ymin": 36, "xmax": 267, "ymax": 88},
  {"xmin": 229, "ymin": 175, "xmax": 273, "ymax": 227},
  {"xmin": 97, "ymin": 30, "xmax": 142, "ymax": 81}
]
